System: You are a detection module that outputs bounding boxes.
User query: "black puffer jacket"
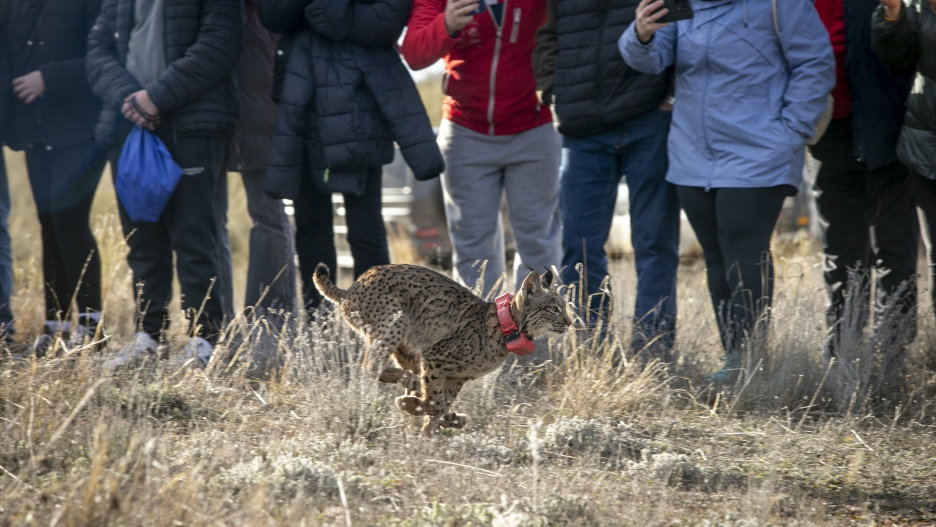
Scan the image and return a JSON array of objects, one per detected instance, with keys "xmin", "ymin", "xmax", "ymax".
[
  {"xmin": 1, "ymin": 0, "xmax": 102, "ymax": 150},
  {"xmin": 86, "ymin": 0, "xmax": 244, "ymax": 145},
  {"xmin": 533, "ymin": 0, "xmax": 670, "ymax": 138},
  {"xmin": 261, "ymin": 0, "xmax": 443, "ymax": 200},
  {"xmin": 872, "ymin": 2, "xmax": 936, "ymax": 179}
]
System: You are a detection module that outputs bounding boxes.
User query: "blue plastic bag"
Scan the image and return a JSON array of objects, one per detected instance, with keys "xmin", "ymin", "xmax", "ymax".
[{"xmin": 116, "ymin": 126, "xmax": 183, "ymax": 222}]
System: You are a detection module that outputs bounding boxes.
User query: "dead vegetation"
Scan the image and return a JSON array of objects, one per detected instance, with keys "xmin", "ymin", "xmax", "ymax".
[{"xmin": 1, "ymin": 147, "xmax": 935, "ymax": 525}]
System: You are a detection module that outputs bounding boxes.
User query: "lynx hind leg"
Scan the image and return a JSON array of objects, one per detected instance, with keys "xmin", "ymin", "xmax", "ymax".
[
  {"xmin": 360, "ymin": 316, "xmax": 408, "ymax": 377},
  {"xmin": 439, "ymin": 379, "xmax": 468, "ymax": 429}
]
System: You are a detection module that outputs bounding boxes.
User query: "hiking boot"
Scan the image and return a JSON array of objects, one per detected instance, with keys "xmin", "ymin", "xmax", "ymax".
[
  {"xmin": 176, "ymin": 336, "xmax": 214, "ymax": 369},
  {"xmin": 706, "ymin": 352, "xmax": 743, "ymax": 385},
  {"xmin": 104, "ymin": 332, "xmax": 161, "ymax": 371}
]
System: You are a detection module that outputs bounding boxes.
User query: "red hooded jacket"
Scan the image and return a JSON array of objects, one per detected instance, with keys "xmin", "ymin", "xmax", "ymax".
[{"xmin": 400, "ymin": 0, "xmax": 552, "ymax": 136}]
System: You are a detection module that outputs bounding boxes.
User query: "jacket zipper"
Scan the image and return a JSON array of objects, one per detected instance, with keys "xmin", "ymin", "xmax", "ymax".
[
  {"xmin": 486, "ymin": 0, "xmax": 507, "ymax": 135},
  {"xmin": 701, "ymin": 22, "xmax": 715, "ymax": 190}
]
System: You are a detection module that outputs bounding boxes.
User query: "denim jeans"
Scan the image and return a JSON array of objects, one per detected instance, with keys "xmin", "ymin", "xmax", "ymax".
[
  {"xmin": 560, "ymin": 110, "xmax": 679, "ymax": 347},
  {"xmin": 0, "ymin": 152, "xmax": 13, "ymax": 337}
]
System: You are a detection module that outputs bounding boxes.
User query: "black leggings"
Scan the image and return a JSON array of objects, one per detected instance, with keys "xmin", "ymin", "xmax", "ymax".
[
  {"xmin": 26, "ymin": 145, "xmax": 107, "ymax": 321},
  {"xmin": 676, "ymin": 185, "xmax": 793, "ymax": 354},
  {"xmin": 294, "ymin": 166, "xmax": 390, "ymax": 309}
]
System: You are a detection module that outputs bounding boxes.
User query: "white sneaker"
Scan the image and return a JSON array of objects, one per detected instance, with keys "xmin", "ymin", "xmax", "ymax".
[
  {"xmin": 177, "ymin": 336, "xmax": 214, "ymax": 369},
  {"xmin": 104, "ymin": 332, "xmax": 159, "ymax": 370}
]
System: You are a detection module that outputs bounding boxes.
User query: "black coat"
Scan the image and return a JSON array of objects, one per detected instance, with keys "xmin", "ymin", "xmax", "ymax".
[
  {"xmin": 533, "ymin": 0, "xmax": 670, "ymax": 138},
  {"xmin": 839, "ymin": 0, "xmax": 914, "ymax": 170},
  {"xmin": 872, "ymin": 2, "xmax": 936, "ymax": 180},
  {"xmin": 233, "ymin": 0, "xmax": 278, "ymax": 171},
  {"xmin": 1, "ymin": 0, "xmax": 102, "ymax": 150},
  {"xmin": 261, "ymin": 0, "xmax": 443, "ymax": 199},
  {"xmin": 86, "ymin": 0, "xmax": 244, "ymax": 145}
]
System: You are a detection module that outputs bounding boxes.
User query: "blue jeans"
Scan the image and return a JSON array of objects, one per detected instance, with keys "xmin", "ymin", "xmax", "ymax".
[
  {"xmin": 560, "ymin": 110, "xmax": 679, "ymax": 347},
  {"xmin": 0, "ymin": 152, "xmax": 13, "ymax": 337}
]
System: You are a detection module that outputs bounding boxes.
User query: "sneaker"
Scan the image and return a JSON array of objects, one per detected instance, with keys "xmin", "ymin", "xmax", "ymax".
[
  {"xmin": 30, "ymin": 333, "xmax": 59, "ymax": 358},
  {"xmin": 66, "ymin": 323, "xmax": 108, "ymax": 352},
  {"xmin": 706, "ymin": 353, "xmax": 743, "ymax": 385},
  {"xmin": 104, "ymin": 332, "xmax": 160, "ymax": 371},
  {"xmin": 177, "ymin": 336, "xmax": 214, "ymax": 369}
]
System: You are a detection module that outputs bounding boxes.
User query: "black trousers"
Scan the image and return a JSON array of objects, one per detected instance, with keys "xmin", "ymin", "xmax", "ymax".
[
  {"xmin": 913, "ymin": 174, "xmax": 936, "ymax": 317},
  {"xmin": 294, "ymin": 166, "xmax": 389, "ymax": 309},
  {"xmin": 112, "ymin": 132, "xmax": 230, "ymax": 341},
  {"xmin": 676, "ymin": 185, "xmax": 792, "ymax": 355},
  {"xmin": 25, "ymin": 144, "xmax": 107, "ymax": 322},
  {"xmin": 811, "ymin": 117, "xmax": 918, "ymax": 350}
]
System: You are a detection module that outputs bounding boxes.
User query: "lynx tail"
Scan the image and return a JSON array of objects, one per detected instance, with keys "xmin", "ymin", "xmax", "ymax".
[{"xmin": 313, "ymin": 263, "xmax": 346, "ymax": 303}]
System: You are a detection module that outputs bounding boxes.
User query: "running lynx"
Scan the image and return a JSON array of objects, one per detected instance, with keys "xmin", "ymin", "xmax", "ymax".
[{"xmin": 313, "ymin": 263, "xmax": 571, "ymax": 436}]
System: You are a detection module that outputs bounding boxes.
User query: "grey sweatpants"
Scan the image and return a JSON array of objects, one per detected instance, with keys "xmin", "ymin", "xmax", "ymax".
[{"xmin": 438, "ymin": 120, "xmax": 562, "ymax": 298}]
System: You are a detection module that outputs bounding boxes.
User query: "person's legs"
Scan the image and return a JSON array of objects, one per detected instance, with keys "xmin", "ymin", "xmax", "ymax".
[
  {"xmin": 26, "ymin": 145, "xmax": 106, "ymax": 326},
  {"xmin": 866, "ymin": 162, "xmax": 918, "ymax": 342},
  {"xmin": 160, "ymin": 135, "xmax": 228, "ymax": 342},
  {"xmin": 438, "ymin": 120, "xmax": 508, "ymax": 297},
  {"xmin": 559, "ymin": 131, "xmax": 621, "ymax": 322},
  {"xmin": 213, "ymin": 168, "xmax": 234, "ymax": 318},
  {"xmin": 111, "ymin": 146, "xmax": 175, "ymax": 340},
  {"xmin": 812, "ymin": 118, "xmax": 873, "ymax": 352},
  {"xmin": 619, "ymin": 110, "xmax": 679, "ymax": 349},
  {"xmin": 240, "ymin": 168, "xmax": 297, "ymax": 312},
  {"xmin": 714, "ymin": 187, "xmax": 790, "ymax": 350},
  {"xmin": 344, "ymin": 166, "xmax": 390, "ymax": 279},
  {"xmin": 675, "ymin": 186, "xmax": 732, "ymax": 352},
  {"xmin": 0, "ymin": 152, "xmax": 14, "ymax": 339},
  {"xmin": 914, "ymin": 174, "xmax": 936, "ymax": 316},
  {"xmin": 294, "ymin": 173, "xmax": 336, "ymax": 310},
  {"xmin": 502, "ymin": 123, "xmax": 562, "ymax": 288}
]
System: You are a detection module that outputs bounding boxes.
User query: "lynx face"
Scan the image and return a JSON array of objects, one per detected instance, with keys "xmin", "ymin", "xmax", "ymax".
[{"xmin": 515, "ymin": 270, "xmax": 573, "ymax": 339}]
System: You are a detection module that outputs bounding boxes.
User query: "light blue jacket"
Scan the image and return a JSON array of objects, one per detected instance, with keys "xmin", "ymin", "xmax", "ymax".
[{"xmin": 619, "ymin": 0, "xmax": 834, "ymax": 189}]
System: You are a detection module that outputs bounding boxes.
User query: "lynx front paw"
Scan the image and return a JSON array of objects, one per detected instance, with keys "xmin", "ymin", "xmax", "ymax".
[
  {"xmin": 395, "ymin": 395, "xmax": 426, "ymax": 416},
  {"xmin": 421, "ymin": 415, "xmax": 439, "ymax": 437},
  {"xmin": 439, "ymin": 412, "xmax": 468, "ymax": 429}
]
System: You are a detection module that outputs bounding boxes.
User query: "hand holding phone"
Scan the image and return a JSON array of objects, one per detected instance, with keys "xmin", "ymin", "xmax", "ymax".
[
  {"xmin": 635, "ymin": 0, "xmax": 674, "ymax": 43},
  {"xmin": 445, "ymin": 0, "xmax": 481, "ymax": 37}
]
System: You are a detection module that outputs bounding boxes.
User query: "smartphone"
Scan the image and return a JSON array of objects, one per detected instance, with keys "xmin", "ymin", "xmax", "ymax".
[
  {"xmin": 471, "ymin": 0, "xmax": 487, "ymax": 15},
  {"xmin": 657, "ymin": 0, "xmax": 693, "ymax": 23}
]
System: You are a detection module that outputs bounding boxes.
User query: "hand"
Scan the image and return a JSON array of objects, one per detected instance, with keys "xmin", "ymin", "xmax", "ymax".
[
  {"xmin": 445, "ymin": 0, "xmax": 480, "ymax": 37},
  {"xmin": 635, "ymin": 0, "xmax": 670, "ymax": 44},
  {"xmin": 12, "ymin": 71, "xmax": 46, "ymax": 104},
  {"xmin": 121, "ymin": 89, "xmax": 160, "ymax": 130},
  {"xmin": 879, "ymin": 0, "xmax": 902, "ymax": 19}
]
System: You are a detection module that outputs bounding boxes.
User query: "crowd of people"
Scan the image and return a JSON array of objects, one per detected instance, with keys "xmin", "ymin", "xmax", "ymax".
[{"xmin": 0, "ymin": 0, "xmax": 932, "ymax": 384}]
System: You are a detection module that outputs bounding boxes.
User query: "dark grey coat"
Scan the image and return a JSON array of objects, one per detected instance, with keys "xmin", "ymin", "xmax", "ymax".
[
  {"xmin": 872, "ymin": 2, "xmax": 936, "ymax": 179},
  {"xmin": 86, "ymin": 0, "xmax": 244, "ymax": 145}
]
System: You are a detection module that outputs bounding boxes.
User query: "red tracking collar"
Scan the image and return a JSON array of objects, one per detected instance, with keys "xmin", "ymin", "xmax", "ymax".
[{"xmin": 495, "ymin": 293, "xmax": 535, "ymax": 355}]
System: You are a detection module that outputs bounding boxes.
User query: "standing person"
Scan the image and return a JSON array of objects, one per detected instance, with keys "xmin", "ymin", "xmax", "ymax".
[
  {"xmin": 812, "ymin": 0, "xmax": 918, "ymax": 362},
  {"xmin": 225, "ymin": 0, "xmax": 297, "ymax": 319},
  {"xmin": 533, "ymin": 0, "xmax": 680, "ymax": 358},
  {"xmin": 260, "ymin": 0, "xmax": 443, "ymax": 311},
  {"xmin": 87, "ymin": 0, "xmax": 243, "ymax": 364},
  {"xmin": 2, "ymin": 0, "xmax": 107, "ymax": 356},
  {"xmin": 620, "ymin": 0, "xmax": 834, "ymax": 382},
  {"xmin": 871, "ymin": 0, "xmax": 936, "ymax": 330},
  {"xmin": 0, "ymin": 11, "xmax": 16, "ymax": 349},
  {"xmin": 400, "ymin": 0, "xmax": 563, "ymax": 299}
]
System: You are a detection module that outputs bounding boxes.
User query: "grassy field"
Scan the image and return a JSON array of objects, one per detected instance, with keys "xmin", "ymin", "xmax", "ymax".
[{"xmin": 2, "ymin": 87, "xmax": 936, "ymax": 524}]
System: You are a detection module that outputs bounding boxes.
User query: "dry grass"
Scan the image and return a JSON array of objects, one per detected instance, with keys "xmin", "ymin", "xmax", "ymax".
[{"xmin": 2, "ymin": 144, "xmax": 936, "ymax": 526}]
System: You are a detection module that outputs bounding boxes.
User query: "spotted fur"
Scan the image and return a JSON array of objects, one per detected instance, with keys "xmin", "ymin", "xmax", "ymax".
[{"xmin": 313, "ymin": 263, "xmax": 571, "ymax": 435}]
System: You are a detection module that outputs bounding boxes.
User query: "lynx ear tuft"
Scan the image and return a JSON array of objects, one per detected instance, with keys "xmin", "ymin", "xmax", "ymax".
[
  {"xmin": 541, "ymin": 268, "xmax": 554, "ymax": 289},
  {"xmin": 521, "ymin": 270, "xmax": 542, "ymax": 295}
]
